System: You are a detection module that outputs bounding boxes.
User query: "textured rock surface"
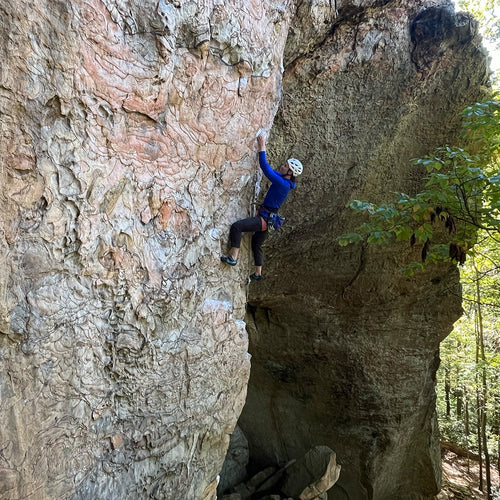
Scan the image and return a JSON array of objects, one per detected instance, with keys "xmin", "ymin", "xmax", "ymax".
[
  {"xmin": 240, "ymin": 2, "xmax": 489, "ymax": 500},
  {"xmin": 0, "ymin": 0, "xmax": 490, "ymax": 499},
  {"xmin": 0, "ymin": 1, "xmax": 293, "ymax": 498}
]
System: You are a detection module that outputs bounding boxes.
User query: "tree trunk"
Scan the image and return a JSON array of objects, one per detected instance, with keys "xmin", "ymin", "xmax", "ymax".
[
  {"xmin": 494, "ymin": 382, "xmax": 500, "ymax": 485},
  {"xmin": 441, "ymin": 440, "xmax": 481, "ymax": 461},
  {"xmin": 476, "ymin": 384, "xmax": 483, "ymax": 491},
  {"xmin": 497, "ymin": 391, "xmax": 500, "ymax": 487},
  {"xmin": 481, "ymin": 409, "xmax": 491, "ymax": 499},
  {"xmin": 475, "ymin": 305, "xmax": 483, "ymax": 492},
  {"xmin": 465, "ymin": 398, "xmax": 470, "ymax": 436},
  {"xmin": 457, "ymin": 388, "xmax": 463, "ymax": 419},
  {"xmin": 497, "ymin": 433, "xmax": 500, "ymax": 488},
  {"xmin": 474, "ymin": 260, "xmax": 491, "ymax": 499},
  {"xmin": 445, "ymin": 366, "xmax": 451, "ymax": 417}
]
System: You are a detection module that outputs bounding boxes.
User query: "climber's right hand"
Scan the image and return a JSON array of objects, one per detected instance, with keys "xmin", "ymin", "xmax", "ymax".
[{"xmin": 257, "ymin": 133, "xmax": 266, "ymax": 152}]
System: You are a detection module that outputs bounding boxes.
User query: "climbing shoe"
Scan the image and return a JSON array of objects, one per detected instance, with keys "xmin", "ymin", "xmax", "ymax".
[
  {"xmin": 250, "ymin": 273, "xmax": 262, "ymax": 281},
  {"xmin": 221, "ymin": 255, "xmax": 237, "ymax": 266}
]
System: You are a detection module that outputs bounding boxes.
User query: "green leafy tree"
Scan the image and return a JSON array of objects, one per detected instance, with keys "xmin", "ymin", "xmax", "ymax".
[{"xmin": 338, "ymin": 98, "xmax": 500, "ymax": 275}]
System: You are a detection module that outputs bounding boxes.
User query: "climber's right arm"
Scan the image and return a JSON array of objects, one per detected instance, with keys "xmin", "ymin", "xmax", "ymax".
[{"xmin": 257, "ymin": 134, "xmax": 285, "ymax": 184}]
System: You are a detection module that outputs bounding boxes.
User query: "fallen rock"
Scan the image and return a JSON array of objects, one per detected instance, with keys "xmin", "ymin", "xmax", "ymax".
[
  {"xmin": 281, "ymin": 446, "xmax": 341, "ymax": 500},
  {"xmin": 232, "ymin": 482, "xmax": 253, "ymax": 500},
  {"xmin": 247, "ymin": 466, "xmax": 278, "ymax": 491},
  {"xmin": 254, "ymin": 464, "xmax": 290, "ymax": 494},
  {"xmin": 219, "ymin": 494, "xmax": 242, "ymax": 500}
]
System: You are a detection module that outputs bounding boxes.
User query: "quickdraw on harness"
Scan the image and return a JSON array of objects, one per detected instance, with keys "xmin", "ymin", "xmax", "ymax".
[
  {"xmin": 329, "ymin": 0, "xmax": 338, "ymax": 17},
  {"xmin": 258, "ymin": 205, "xmax": 285, "ymax": 232}
]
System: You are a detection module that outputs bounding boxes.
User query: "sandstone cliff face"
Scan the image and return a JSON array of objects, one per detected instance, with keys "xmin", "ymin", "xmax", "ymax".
[
  {"xmin": 241, "ymin": 2, "xmax": 488, "ymax": 499},
  {"xmin": 0, "ymin": 1, "xmax": 488, "ymax": 499},
  {"xmin": 0, "ymin": 1, "xmax": 293, "ymax": 498}
]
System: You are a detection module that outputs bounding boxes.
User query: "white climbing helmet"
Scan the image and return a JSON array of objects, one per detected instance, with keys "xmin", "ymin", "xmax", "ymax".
[{"xmin": 287, "ymin": 158, "xmax": 303, "ymax": 176}]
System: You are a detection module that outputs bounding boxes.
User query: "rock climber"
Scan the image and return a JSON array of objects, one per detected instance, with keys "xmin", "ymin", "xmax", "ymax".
[{"xmin": 221, "ymin": 133, "xmax": 303, "ymax": 281}]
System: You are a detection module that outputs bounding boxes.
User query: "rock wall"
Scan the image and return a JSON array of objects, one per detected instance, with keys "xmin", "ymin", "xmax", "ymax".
[
  {"xmin": 0, "ymin": 1, "xmax": 294, "ymax": 498},
  {"xmin": 240, "ymin": 2, "xmax": 488, "ymax": 500},
  {"xmin": 0, "ymin": 0, "xmax": 489, "ymax": 499}
]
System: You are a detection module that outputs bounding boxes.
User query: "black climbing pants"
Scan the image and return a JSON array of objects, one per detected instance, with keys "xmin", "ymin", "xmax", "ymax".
[{"xmin": 230, "ymin": 216, "xmax": 268, "ymax": 267}]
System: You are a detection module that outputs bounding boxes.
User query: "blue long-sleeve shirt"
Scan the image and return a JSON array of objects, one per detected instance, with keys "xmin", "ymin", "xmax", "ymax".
[{"xmin": 259, "ymin": 151, "xmax": 296, "ymax": 210}]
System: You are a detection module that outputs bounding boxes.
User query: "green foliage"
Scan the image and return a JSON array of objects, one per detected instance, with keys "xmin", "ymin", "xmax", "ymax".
[{"xmin": 338, "ymin": 98, "xmax": 500, "ymax": 274}]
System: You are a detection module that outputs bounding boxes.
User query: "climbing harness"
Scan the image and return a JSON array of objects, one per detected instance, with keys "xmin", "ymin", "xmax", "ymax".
[
  {"xmin": 329, "ymin": 0, "xmax": 338, "ymax": 17},
  {"xmin": 258, "ymin": 206, "xmax": 286, "ymax": 232},
  {"xmin": 268, "ymin": 213, "xmax": 285, "ymax": 231}
]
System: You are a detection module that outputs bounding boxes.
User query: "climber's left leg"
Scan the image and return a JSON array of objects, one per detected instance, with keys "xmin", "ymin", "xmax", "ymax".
[
  {"xmin": 251, "ymin": 230, "xmax": 268, "ymax": 278},
  {"xmin": 221, "ymin": 216, "xmax": 262, "ymax": 265}
]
